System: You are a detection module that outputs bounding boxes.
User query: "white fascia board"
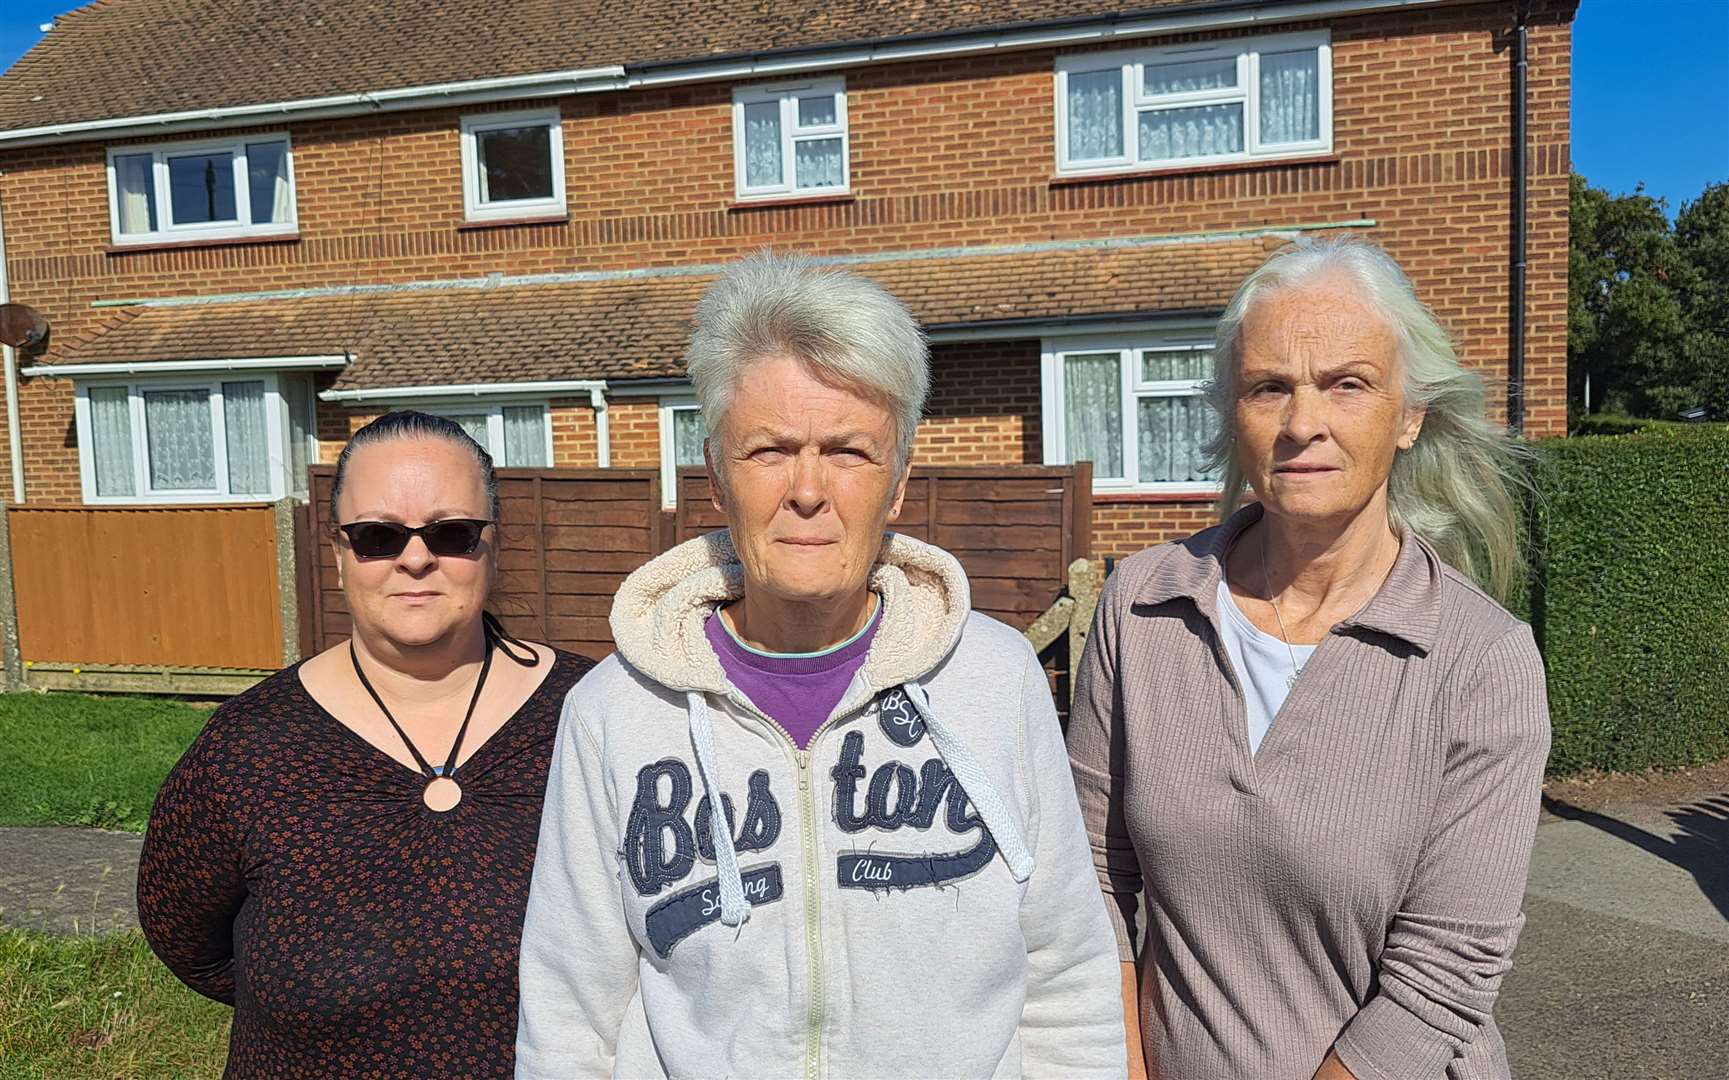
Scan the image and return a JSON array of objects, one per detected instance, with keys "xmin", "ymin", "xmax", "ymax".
[
  {"xmin": 0, "ymin": 67, "xmax": 626, "ymax": 148},
  {"xmin": 320, "ymin": 379, "xmax": 608, "ymax": 408},
  {"xmin": 1, "ymin": 0, "xmax": 1452, "ymax": 147},
  {"xmin": 625, "ymin": 0, "xmax": 1453, "ymax": 88},
  {"xmin": 26, "ymin": 354, "xmax": 348, "ymax": 378}
]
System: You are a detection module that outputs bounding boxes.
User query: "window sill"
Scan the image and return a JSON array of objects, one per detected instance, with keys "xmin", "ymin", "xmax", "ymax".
[
  {"xmin": 1051, "ymin": 153, "xmax": 1340, "ymax": 187},
  {"xmin": 457, "ymin": 213, "xmax": 570, "ymax": 231},
  {"xmin": 105, "ymin": 232, "xmax": 301, "ymax": 255},
  {"xmin": 1092, "ymin": 489, "xmax": 1220, "ymax": 505},
  {"xmin": 729, "ymin": 193, "xmax": 856, "ymax": 212}
]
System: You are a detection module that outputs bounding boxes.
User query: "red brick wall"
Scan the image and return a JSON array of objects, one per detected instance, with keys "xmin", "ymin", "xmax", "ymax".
[{"xmin": 0, "ymin": 0, "xmax": 1575, "ymax": 542}]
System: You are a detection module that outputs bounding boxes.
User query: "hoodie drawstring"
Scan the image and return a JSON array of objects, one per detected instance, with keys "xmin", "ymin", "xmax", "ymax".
[
  {"xmin": 685, "ymin": 691, "xmax": 750, "ymax": 928},
  {"xmin": 901, "ymin": 682, "xmax": 1036, "ymax": 883}
]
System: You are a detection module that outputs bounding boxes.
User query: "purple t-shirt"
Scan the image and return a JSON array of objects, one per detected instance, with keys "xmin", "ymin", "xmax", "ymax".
[{"xmin": 703, "ymin": 599, "xmax": 881, "ymax": 750}]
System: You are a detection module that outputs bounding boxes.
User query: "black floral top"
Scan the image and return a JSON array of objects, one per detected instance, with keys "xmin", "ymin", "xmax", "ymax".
[{"xmin": 137, "ymin": 650, "xmax": 592, "ymax": 1079}]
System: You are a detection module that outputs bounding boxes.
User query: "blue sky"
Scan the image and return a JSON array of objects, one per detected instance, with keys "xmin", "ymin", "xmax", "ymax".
[{"xmin": 1, "ymin": 0, "xmax": 1725, "ymax": 214}]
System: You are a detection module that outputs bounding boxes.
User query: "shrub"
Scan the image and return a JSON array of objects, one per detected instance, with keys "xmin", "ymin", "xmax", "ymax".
[{"xmin": 1533, "ymin": 425, "xmax": 1729, "ymax": 774}]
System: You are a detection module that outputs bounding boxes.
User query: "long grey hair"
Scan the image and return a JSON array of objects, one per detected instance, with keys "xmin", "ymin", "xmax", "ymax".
[{"xmin": 1203, "ymin": 235, "xmax": 1531, "ymax": 599}]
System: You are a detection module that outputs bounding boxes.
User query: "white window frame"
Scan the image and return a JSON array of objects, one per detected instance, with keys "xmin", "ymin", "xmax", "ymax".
[
  {"xmin": 105, "ymin": 133, "xmax": 298, "ymax": 246},
  {"xmin": 73, "ymin": 372, "xmax": 313, "ymax": 504},
  {"xmin": 414, "ymin": 401, "xmax": 556, "ymax": 467},
  {"xmin": 1054, "ymin": 30, "xmax": 1332, "ymax": 177},
  {"xmin": 731, "ymin": 77, "xmax": 850, "ymax": 201},
  {"xmin": 459, "ymin": 108, "xmax": 567, "ymax": 222},
  {"xmin": 1040, "ymin": 328, "xmax": 1223, "ymax": 495},
  {"xmin": 657, "ymin": 397, "xmax": 706, "ymax": 509}
]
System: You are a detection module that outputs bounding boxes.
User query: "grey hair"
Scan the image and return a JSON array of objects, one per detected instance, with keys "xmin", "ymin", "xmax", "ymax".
[
  {"xmin": 683, "ymin": 250, "xmax": 930, "ymax": 475},
  {"xmin": 1203, "ymin": 235, "xmax": 1532, "ymax": 599}
]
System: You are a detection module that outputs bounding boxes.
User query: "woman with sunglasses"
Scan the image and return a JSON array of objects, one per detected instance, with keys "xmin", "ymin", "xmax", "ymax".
[{"xmin": 138, "ymin": 410, "xmax": 593, "ymax": 1078}]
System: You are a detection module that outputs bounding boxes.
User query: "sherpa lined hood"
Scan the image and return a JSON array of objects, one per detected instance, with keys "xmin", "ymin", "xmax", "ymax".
[
  {"xmin": 606, "ymin": 529, "xmax": 1030, "ymax": 928},
  {"xmin": 609, "ymin": 529, "xmax": 972, "ymax": 697}
]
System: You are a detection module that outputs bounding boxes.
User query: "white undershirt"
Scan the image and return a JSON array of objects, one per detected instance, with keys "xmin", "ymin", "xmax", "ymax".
[{"xmin": 1215, "ymin": 577, "xmax": 1319, "ymax": 755}]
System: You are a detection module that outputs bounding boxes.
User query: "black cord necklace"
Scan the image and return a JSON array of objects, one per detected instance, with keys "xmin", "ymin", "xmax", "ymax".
[{"xmin": 348, "ymin": 613, "xmax": 535, "ymax": 812}]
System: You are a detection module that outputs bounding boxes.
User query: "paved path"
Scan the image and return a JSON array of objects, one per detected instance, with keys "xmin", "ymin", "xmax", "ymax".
[
  {"xmin": 0, "ymin": 826, "xmax": 143, "ymax": 936},
  {"xmin": 1, "ymin": 791, "xmax": 1724, "ymax": 1076}
]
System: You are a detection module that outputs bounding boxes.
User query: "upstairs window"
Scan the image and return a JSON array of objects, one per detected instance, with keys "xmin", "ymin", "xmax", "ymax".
[
  {"xmin": 460, "ymin": 109, "xmax": 567, "ymax": 221},
  {"xmin": 1040, "ymin": 333, "xmax": 1223, "ymax": 494},
  {"xmin": 107, "ymin": 135, "xmax": 296, "ymax": 245},
  {"xmin": 732, "ymin": 78, "xmax": 849, "ymax": 200},
  {"xmin": 1056, "ymin": 32, "xmax": 1330, "ymax": 176}
]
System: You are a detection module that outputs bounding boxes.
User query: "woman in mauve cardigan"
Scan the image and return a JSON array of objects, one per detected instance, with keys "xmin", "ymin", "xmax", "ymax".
[{"xmin": 1068, "ymin": 236, "xmax": 1549, "ymax": 1080}]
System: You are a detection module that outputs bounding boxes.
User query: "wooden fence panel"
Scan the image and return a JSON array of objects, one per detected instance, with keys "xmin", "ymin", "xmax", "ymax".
[
  {"xmin": 671, "ymin": 464, "xmax": 1091, "ymax": 632},
  {"xmin": 305, "ymin": 465, "xmax": 662, "ymax": 661},
  {"xmin": 9, "ymin": 505, "xmax": 282, "ymax": 669}
]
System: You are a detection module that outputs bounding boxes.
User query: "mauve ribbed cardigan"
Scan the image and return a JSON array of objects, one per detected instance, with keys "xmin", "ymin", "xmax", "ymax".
[{"xmin": 1067, "ymin": 506, "xmax": 1550, "ymax": 1080}]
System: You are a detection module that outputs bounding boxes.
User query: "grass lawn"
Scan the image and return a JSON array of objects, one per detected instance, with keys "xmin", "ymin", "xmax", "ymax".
[
  {"xmin": 0, "ymin": 928, "xmax": 229, "ymax": 1079},
  {"xmin": 0, "ymin": 693, "xmax": 212, "ymax": 832}
]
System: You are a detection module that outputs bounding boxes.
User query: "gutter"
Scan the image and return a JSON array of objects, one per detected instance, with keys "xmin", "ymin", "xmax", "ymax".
[
  {"xmin": 24, "ymin": 354, "xmax": 348, "ymax": 378},
  {"xmin": 0, "ymin": 187, "xmax": 22, "ymax": 501},
  {"xmin": 319, "ymin": 379, "xmax": 611, "ymax": 466},
  {"xmin": 0, "ymin": 0, "xmax": 1453, "ymax": 148}
]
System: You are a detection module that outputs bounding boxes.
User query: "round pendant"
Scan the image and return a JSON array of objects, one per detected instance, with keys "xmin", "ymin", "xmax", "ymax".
[{"xmin": 423, "ymin": 775, "xmax": 463, "ymax": 813}]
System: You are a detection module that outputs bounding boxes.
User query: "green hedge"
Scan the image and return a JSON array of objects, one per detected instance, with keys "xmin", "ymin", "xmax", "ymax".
[
  {"xmin": 1534, "ymin": 425, "xmax": 1729, "ymax": 774},
  {"xmin": 1569, "ymin": 413, "xmax": 1727, "ymax": 437}
]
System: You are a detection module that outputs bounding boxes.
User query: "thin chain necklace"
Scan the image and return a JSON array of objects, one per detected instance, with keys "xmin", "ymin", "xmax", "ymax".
[{"xmin": 1259, "ymin": 529, "xmax": 1306, "ymax": 691}]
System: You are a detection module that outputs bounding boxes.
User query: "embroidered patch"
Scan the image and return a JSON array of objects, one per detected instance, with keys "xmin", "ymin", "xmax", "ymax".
[
  {"xmin": 644, "ymin": 863, "xmax": 785, "ymax": 959},
  {"xmin": 876, "ymin": 688, "xmax": 925, "ymax": 747},
  {"xmin": 624, "ymin": 760, "xmax": 782, "ymax": 897},
  {"xmin": 837, "ymin": 831, "xmax": 997, "ymax": 891}
]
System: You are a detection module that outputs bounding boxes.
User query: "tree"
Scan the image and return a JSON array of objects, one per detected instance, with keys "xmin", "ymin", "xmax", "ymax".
[{"xmin": 1568, "ymin": 174, "xmax": 1729, "ymax": 421}]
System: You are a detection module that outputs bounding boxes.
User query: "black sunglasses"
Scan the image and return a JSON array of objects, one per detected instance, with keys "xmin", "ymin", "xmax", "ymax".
[{"xmin": 336, "ymin": 518, "xmax": 494, "ymax": 559}]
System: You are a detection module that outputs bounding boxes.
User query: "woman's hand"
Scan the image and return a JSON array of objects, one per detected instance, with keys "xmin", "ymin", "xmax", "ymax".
[{"xmin": 1314, "ymin": 1049, "xmax": 1359, "ymax": 1080}]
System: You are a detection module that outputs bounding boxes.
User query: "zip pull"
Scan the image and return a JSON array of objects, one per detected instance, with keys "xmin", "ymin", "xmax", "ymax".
[{"xmin": 796, "ymin": 750, "xmax": 811, "ymax": 789}]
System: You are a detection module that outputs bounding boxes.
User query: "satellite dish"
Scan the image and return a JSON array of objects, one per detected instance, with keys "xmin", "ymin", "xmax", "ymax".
[{"xmin": 0, "ymin": 303, "xmax": 47, "ymax": 349}]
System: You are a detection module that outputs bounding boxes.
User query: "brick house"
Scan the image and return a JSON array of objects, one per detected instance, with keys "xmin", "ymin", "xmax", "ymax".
[{"xmin": 0, "ymin": 0, "xmax": 1574, "ymax": 557}]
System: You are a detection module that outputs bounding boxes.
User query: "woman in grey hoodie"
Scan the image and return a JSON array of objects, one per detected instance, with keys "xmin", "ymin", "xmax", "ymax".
[{"xmin": 515, "ymin": 252, "xmax": 1126, "ymax": 1079}]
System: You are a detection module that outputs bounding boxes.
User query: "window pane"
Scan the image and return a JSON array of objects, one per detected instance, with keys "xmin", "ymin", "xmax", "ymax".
[
  {"xmin": 1066, "ymin": 69, "xmax": 1123, "ymax": 161},
  {"xmin": 1139, "ymin": 103, "xmax": 1243, "ymax": 161},
  {"xmin": 283, "ymin": 376, "xmax": 312, "ymax": 497},
  {"xmin": 1143, "ymin": 57, "xmax": 1237, "ymax": 96},
  {"xmin": 1063, "ymin": 353, "xmax": 1124, "ymax": 479},
  {"xmin": 794, "ymin": 137, "xmax": 845, "ymax": 190},
  {"xmin": 113, "ymin": 153, "xmax": 158, "ymax": 235},
  {"xmin": 1260, "ymin": 49, "xmax": 1321, "ymax": 144},
  {"xmin": 671, "ymin": 408, "xmax": 707, "ymax": 466},
  {"xmin": 444, "ymin": 413, "xmax": 493, "ymax": 454},
  {"xmin": 89, "ymin": 387, "xmax": 136, "ymax": 497},
  {"xmin": 246, "ymin": 140, "xmax": 292, "ymax": 224},
  {"xmin": 1141, "ymin": 347, "xmax": 1214, "ymax": 382},
  {"xmin": 743, "ymin": 101, "xmax": 783, "ymax": 188},
  {"xmin": 476, "ymin": 124, "xmax": 555, "ymax": 203},
  {"xmin": 223, "ymin": 381, "xmax": 270, "ymax": 496},
  {"xmin": 502, "ymin": 406, "xmax": 548, "ymax": 467},
  {"xmin": 797, "ymin": 94, "xmax": 837, "ymax": 127},
  {"xmin": 167, "ymin": 152, "xmax": 238, "ymax": 224},
  {"xmin": 144, "ymin": 389, "xmax": 216, "ymax": 491},
  {"xmin": 1138, "ymin": 395, "xmax": 1221, "ymax": 483}
]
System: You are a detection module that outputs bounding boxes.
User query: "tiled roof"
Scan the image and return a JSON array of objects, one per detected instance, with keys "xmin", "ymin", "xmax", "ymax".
[
  {"xmin": 36, "ymin": 237, "xmax": 1278, "ymax": 389},
  {"xmin": 0, "ymin": 0, "xmax": 1208, "ymax": 135}
]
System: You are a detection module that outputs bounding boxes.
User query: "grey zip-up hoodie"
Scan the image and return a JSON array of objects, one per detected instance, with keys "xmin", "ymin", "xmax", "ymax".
[{"xmin": 516, "ymin": 530, "xmax": 1125, "ymax": 1079}]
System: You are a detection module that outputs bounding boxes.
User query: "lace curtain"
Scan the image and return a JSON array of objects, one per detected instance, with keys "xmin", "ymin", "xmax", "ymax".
[
  {"xmin": 1260, "ymin": 50, "xmax": 1320, "ymax": 145},
  {"xmin": 794, "ymin": 138, "xmax": 844, "ymax": 189},
  {"xmin": 89, "ymin": 387, "xmax": 136, "ymax": 497},
  {"xmin": 503, "ymin": 406, "xmax": 548, "ymax": 467},
  {"xmin": 283, "ymin": 376, "xmax": 312, "ymax": 497},
  {"xmin": 1140, "ymin": 103, "xmax": 1243, "ymax": 161},
  {"xmin": 222, "ymin": 381, "xmax": 269, "ymax": 495},
  {"xmin": 1066, "ymin": 69, "xmax": 1123, "ymax": 161},
  {"xmin": 671, "ymin": 408, "xmax": 707, "ymax": 466},
  {"xmin": 144, "ymin": 389, "xmax": 215, "ymax": 491},
  {"xmin": 743, "ymin": 101, "xmax": 783, "ymax": 188},
  {"xmin": 1138, "ymin": 395, "xmax": 1221, "ymax": 484},
  {"xmin": 1063, "ymin": 353, "xmax": 1124, "ymax": 479}
]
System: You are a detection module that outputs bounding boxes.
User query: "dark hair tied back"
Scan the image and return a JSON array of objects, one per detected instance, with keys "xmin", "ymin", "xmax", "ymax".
[{"xmin": 329, "ymin": 410, "xmax": 502, "ymax": 526}]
